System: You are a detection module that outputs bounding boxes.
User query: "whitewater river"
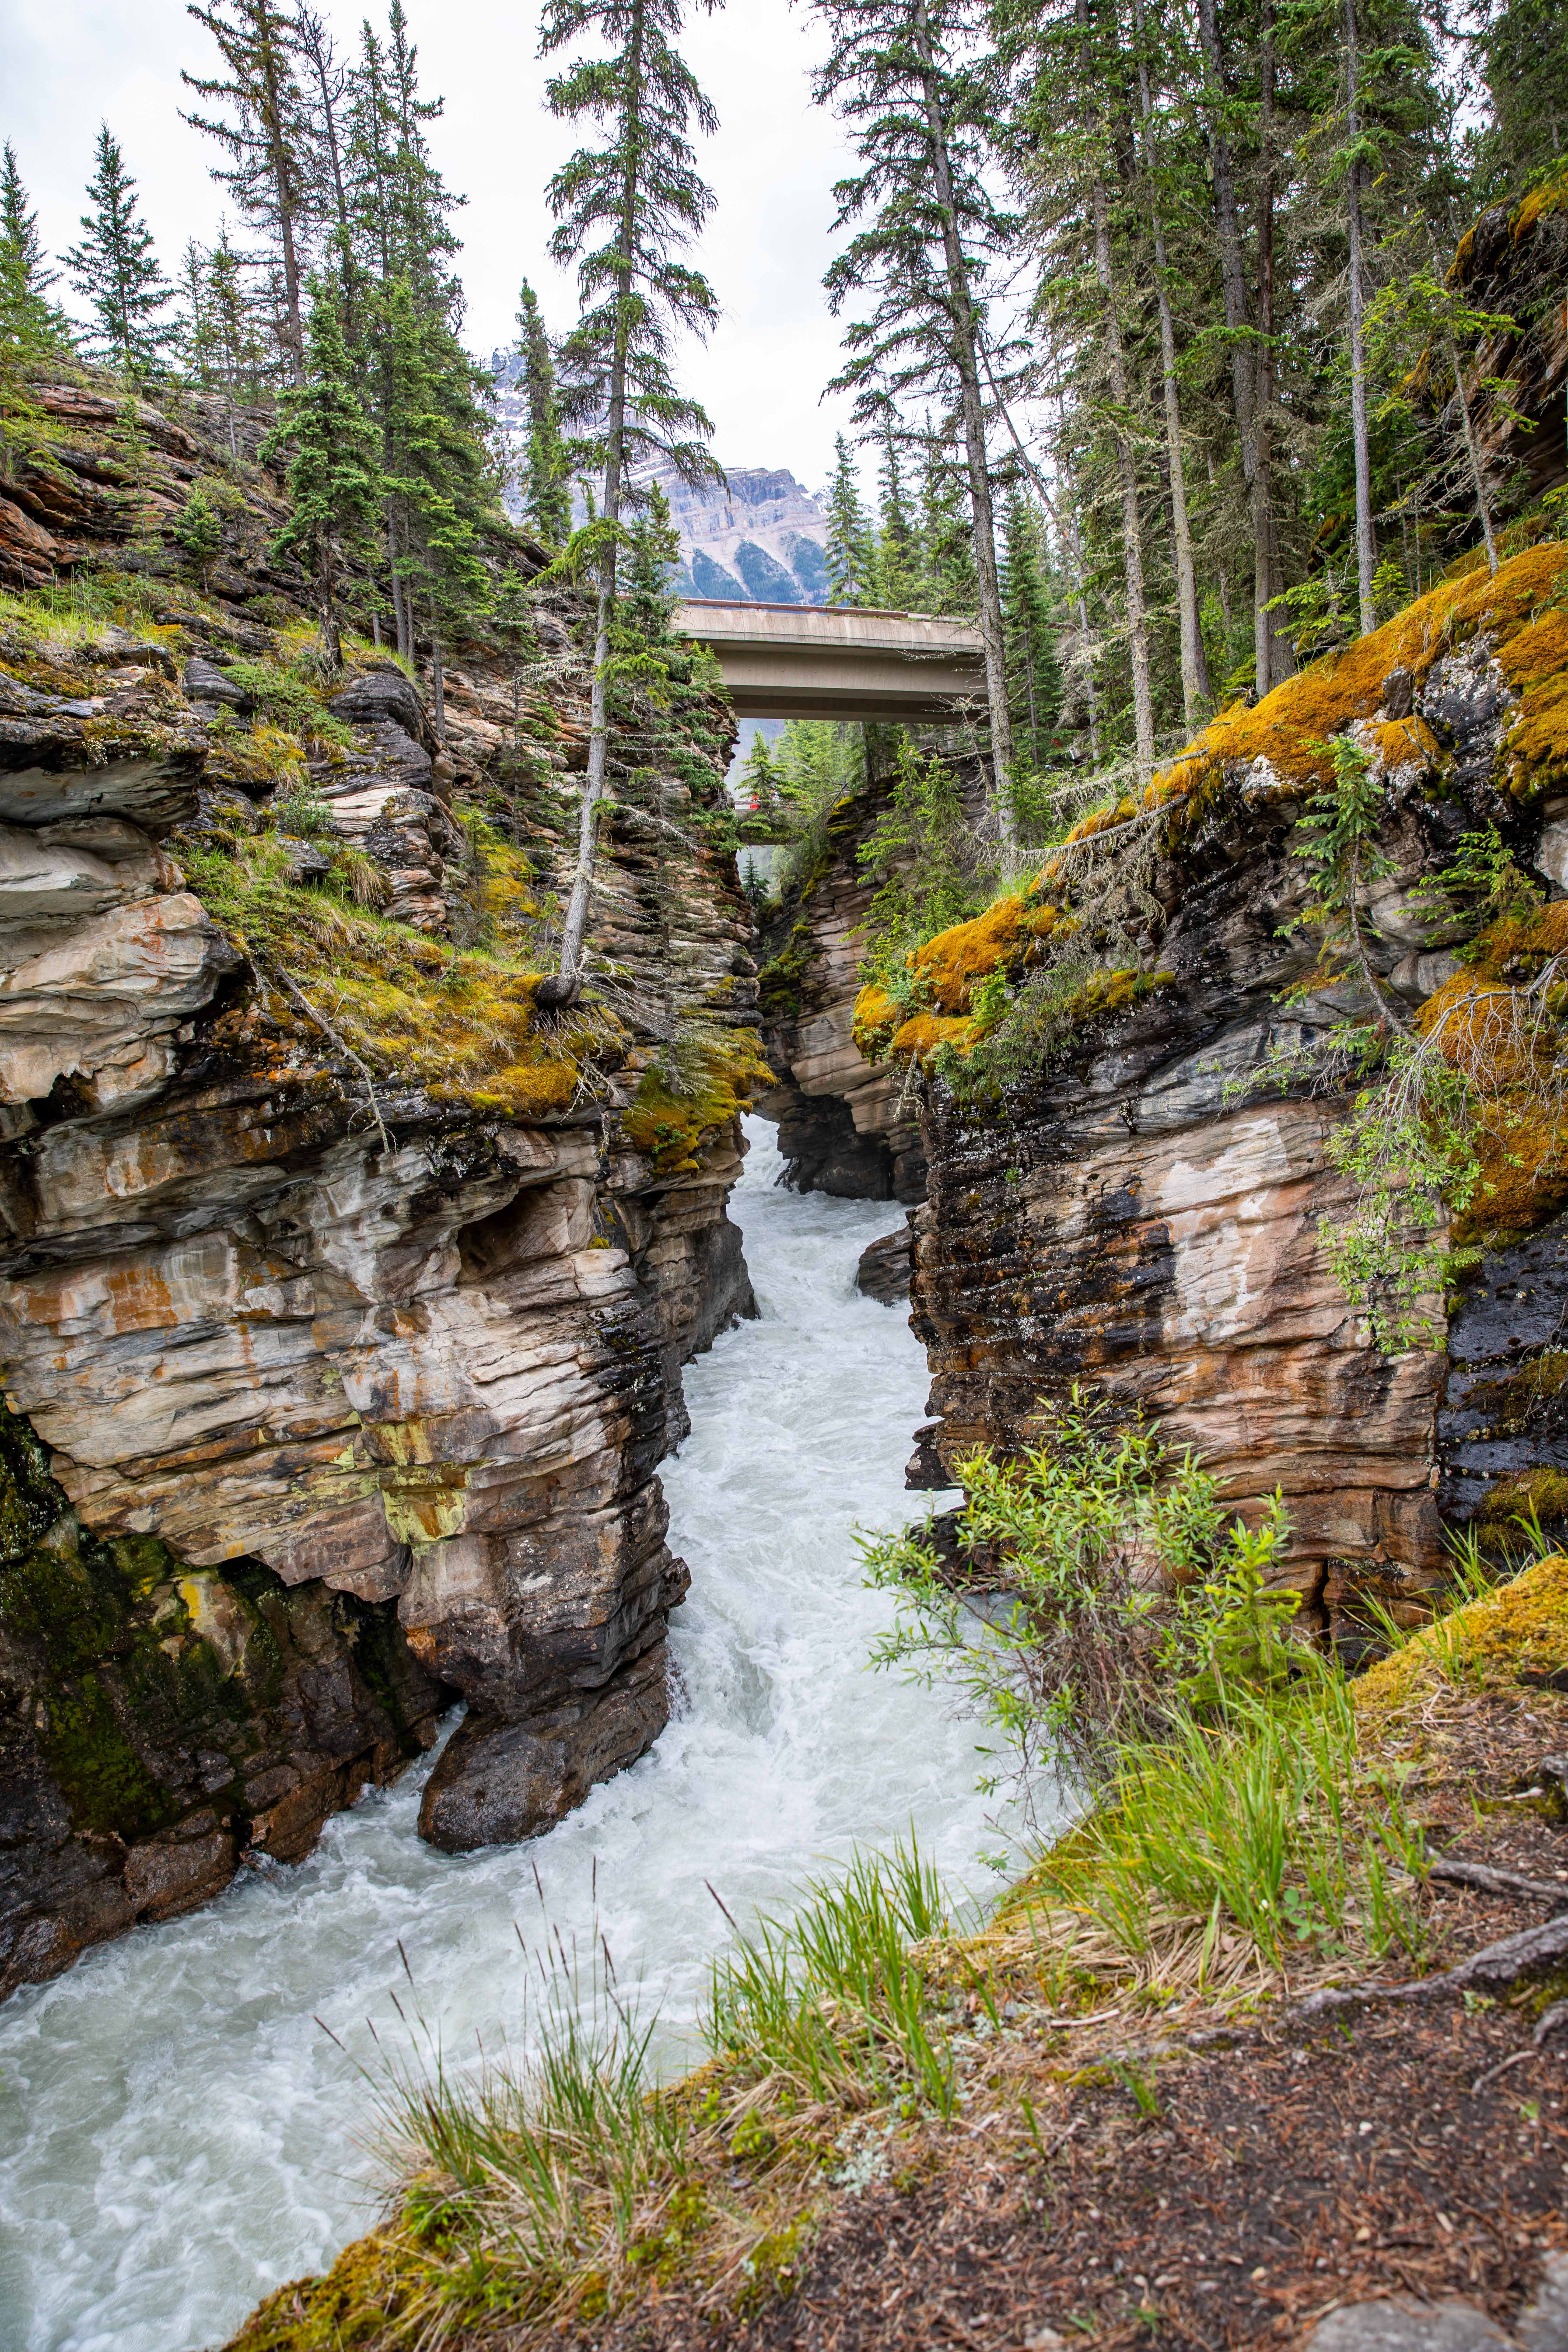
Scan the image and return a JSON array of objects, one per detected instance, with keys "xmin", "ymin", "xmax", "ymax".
[{"xmin": 0, "ymin": 1119, "xmax": 1010, "ymax": 2352}]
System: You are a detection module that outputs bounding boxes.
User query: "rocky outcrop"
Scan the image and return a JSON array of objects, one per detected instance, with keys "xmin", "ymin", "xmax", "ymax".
[
  {"xmin": 856, "ymin": 1223, "xmax": 914, "ymax": 1305},
  {"xmin": 872, "ymin": 543, "xmax": 1568, "ymax": 1651},
  {"xmin": 758, "ymin": 786, "xmax": 926, "ymax": 1201},
  {"xmin": 0, "ymin": 370, "xmax": 766, "ymax": 1995}
]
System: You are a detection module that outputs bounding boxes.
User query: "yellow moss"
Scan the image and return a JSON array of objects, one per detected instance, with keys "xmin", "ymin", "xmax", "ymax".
[
  {"xmin": 1353, "ymin": 1552, "xmax": 1568, "ymax": 1717},
  {"xmin": 1147, "ymin": 540, "xmax": 1568, "ymax": 807},
  {"xmin": 889, "ymin": 1010, "xmax": 978, "ymax": 1064},
  {"xmin": 1419, "ymin": 955, "xmax": 1568, "ymax": 1238},
  {"xmin": 180, "ymin": 834, "xmax": 608, "ymax": 1121},
  {"xmin": 1478, "ymin": 1469, "xmax": 1568, "ymax": 1528},
  {"xmin": 220, "ymin": 2230, "xmax": 418, "ymax": 2351},
  {"xmin": 1498, "ymin": 607, "xmax": 1568, "ymax": 796},
  {"xmin": 622, "ymin": 1028, "xmax": 774, "ymax": 1173},
  {"xmin": 908, "ymin": 893, "xmax": 1026, "ymax": 1013},
  {"xmin": 203, "ymin": 722, "xmax": 309, "ymax": 794},
  {"xmin": 851, "ymin": 983, "xmax": 899, "ymax": 1054},
  {"xmin": 1511, "ymin": 169, "xmax": 1568, "ymax": 241},
  {"xmin": 1370, "ymin": 714, "xmax": 1441, "ymax": 773}
]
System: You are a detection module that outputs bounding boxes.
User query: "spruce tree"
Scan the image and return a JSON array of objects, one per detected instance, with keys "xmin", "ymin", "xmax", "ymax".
[
  {"xmin": 65, "ymin": 126, "xmax": 175, "ymax": 375},
  {"xmin": 1, "ymin": 145, "xmax": 70, "ymax": 355},
  {"xmin": 540, "ymin": 0, "xmax": 724, "ymax": 1002},
  {"xmin": 1000, "ymin": 491, "xmax": 1062, "ymax": 776},
  {"xmin": 516, "ymin": 279, "xmax": 570, "ymax": 546},
  {"xmin": 824, "ymin": 430, "xmax": 875, "ymax": 604},
  {"xmin": 182, "ymin": 0, "xmax": 315, "ymax": 382},
  {"xmin": 812, "ymin": 0, "xmax": 1018, "ymax": 838},
  {"xmin": 262, "ymin": 277, "xmax": 382, "ymax": 669},
  {"xmin": 623, "ymin": 481, "xmax": 681, "ymax": 645},
  {"xmin": 873, "ymin": 413, "xmax": 919, "ymax": 608}
]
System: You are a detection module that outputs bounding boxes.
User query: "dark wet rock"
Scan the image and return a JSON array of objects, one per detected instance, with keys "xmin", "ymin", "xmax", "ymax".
[{"xmin": 856, "ymin": 1223, "xmax": 913, "ymax": 1304}]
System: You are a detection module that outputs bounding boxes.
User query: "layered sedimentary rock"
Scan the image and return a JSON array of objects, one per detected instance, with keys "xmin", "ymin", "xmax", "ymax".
[
  {"xmin": 0, "ymin": 372, "xmax": 763, "ymax": 1997},
  {"xmin": 758, "ymin": 785, "xmax": 926, "ymax": 1200},
  {"xmin": 850, "ymin": 544, "xmax": 1568, "ymax": 1648}
]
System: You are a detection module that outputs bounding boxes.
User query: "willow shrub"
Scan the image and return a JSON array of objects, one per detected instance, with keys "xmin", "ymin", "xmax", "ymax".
[{"xmin": 859, "ymin": 1384, "xmax": 1297, "ymax": 1801}]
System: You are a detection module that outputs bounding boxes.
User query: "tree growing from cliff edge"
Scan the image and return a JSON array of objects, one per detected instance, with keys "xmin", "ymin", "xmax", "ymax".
[
  {"xmin": 539, "ymin": 0, "xmax": 725, "ymax": 1004},
  {"xmin": 65, "ymin": 126, "xmax": 175, "ymax": 376},
  {"xmin": 182, "ymin": 0, "xmax": 315, "ymax": 383},
  {"xmin": 262, "ymin": 277, "xmax": 382, "ymax": 669},
  {"xmin": 516, "ymin": 278, "xmax": 572, "ymax": 546},
  {"xmin": 1, "ymin": 145, "xmax": 70, "ymax": 356},
  {"xmin": 810, "ymin": 0, "xmax": 1018, "ymax": 840}
]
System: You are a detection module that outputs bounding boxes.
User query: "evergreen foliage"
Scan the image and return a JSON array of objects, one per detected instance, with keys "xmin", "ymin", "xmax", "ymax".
[
  {"xmin": 539, "ymin": 0, "xmax": 724, "ymax": 996},
  {"xmin": 261, "ymin": 277, "xmax": 382, "ymax": 667},
  {"xmin": 182, "ymin": 0, "xmax": 315, "ymax": 381},
  {"xmin": 65, "ymin": 126, "xmax": 175, "ymax": 376},
  {"xmin": 515, "ymin": 279, "xmax": 570, "ymax": 546},
  {"xmin": 1, "ymin": 145, "xmax": 71, "ymax": 355}
]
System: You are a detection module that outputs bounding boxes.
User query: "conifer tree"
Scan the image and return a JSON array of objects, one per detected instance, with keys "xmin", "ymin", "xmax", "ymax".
[
  {"xmin": 65, "ymin": 126, "xmax": 175, "ymax": 375},
  {"xmin": 297, "ymin": 6, "xmax": 358, "ymax": 324},
  {"xmin": 824, "ymin": 430, "xmax": 875, "ymax": 604},
  {"xmin": 623, "ymin": 481, "xmax": 681, "ymax": 644},
  {"xmin": 812, "ymin": 0, "xmax": 1017, "ymax": 838},
  {"xmin": 182, "ymin": 0, "xmax": 315, "ymax": 382},
  {"xmin": 1, "ymin": 145, "xmax": 70, "ymax": 354},
  {"xmin": 516, "ymin": 279, "xmax": 570, "ymax": 545},
  {"xmin": 736, "ymin": 729, "xmax": 784, "ymax": 821},
  {"xmin": 1000, "ymin": 491, "xmax": 1062, "ymax": 775},
  {"xmin": 873, "ymin": 413, "xmax": 919, "ymax": 607},
  {"xmin": 262, "ymin": 277, "xmax": 382, "ymax": 668},
  {"xmin": 540, "ymin": 0, "xmax": 724, "ymax": 1002}
]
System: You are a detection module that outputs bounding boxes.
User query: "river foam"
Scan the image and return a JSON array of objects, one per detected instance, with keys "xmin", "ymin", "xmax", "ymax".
[{"xmin": 0, "ymin": 1118, "xmax": 1005, "ymax": 2352}]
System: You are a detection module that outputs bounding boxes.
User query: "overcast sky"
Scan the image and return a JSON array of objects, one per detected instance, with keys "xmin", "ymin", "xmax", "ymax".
[{"xmin": 2, "ymin": 0, "xmax": 865, "ymax": 498}]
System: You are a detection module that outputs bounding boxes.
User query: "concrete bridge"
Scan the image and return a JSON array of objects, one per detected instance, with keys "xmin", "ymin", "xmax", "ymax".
[{"xmin": 675, "ymin": 598, "xmax": 986, "ymax": 722}]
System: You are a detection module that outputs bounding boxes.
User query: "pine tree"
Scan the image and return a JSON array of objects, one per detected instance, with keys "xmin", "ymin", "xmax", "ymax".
[
  {"xmin": 623, "ymin": 481, "xmax": 681, "ymax": 645},
  {"xmin": 873, "ymin": 413, "xmax": 919, "ymax": 608},
  {"xmin": 65, "ymin": 126, "xmax": 175, "ymax": 375},
  {"xmin": 824, "ymin": 431, "xmax": 875, "ymax": 604},
  {"xmin": 1, "ymin": 144, "xmax": 70, "ymax": 355},
  {"xmin": 262, "ymin": 277, "xmax": 382, "ymax": 668},
  {"xmin": 296, "ymin": 6, "xmax": 358, "ymax": 326},
  {"xmin": 516, "ymin": 279, "xmax": 570, "ymax": 545},
  {"xmin": 812, "ymin": 0, "xmax": 1018, "ymax": 838},
  {"xmin": 379, "ymin": 274, "xmax": 493, "ymax": 722},
  {"xmin": 1000, "ymin": 491, "xmax": 1062, "ymax": 776},
  {"xmin": 540, "ymin": 0, "xmax": 724, "ymax": 1002},
  {"xmin": 736, "ymin": 729, "xmax": 784, "ymax": 821},
  {"xmin": 182, "ymin": 0, "xmax": 315, "ymax": 383}
]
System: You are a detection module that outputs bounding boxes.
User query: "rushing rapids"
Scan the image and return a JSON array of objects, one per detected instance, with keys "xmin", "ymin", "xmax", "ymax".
[{"xmin": 0, "ymin": 1122, "xmax": 1004, "ymax": 2352}]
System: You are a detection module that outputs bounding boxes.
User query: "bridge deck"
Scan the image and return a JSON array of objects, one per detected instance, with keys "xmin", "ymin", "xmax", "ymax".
[{"xmin": 675, "ymin": 598, "xmax": 985, "ymax": 722}]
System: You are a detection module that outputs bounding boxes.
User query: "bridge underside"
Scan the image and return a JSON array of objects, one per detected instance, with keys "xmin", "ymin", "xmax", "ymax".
[{"xmin": 676, "ymin": 599, "xmax": 986, "ymax": 725}]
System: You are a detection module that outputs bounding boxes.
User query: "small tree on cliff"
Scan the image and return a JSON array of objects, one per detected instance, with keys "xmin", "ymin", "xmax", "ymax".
[
  {"xmin": 516, "ymin": 278, "xmax": 572, "ymax": 547},
  {"xmin": 182, "ymin": 0, "xmax": 315, "ymax": 383},
  {"xmin": 261, "ymin": 277, "xmax": 381, "ymax": 669},
  {"xmin": 65, "ymin": 126, "xmax": 175, "ymax": 375},
  {"xmin": 539, "ymin": 0, "xmax": 724, "ymax": 1005},
  {"xmin": 824, "ymin": 430, "xmax": 875, "ymax": 606},
  {"xmin": 1, "ymin": 145, "xmax": 70, "ymax": 355}
]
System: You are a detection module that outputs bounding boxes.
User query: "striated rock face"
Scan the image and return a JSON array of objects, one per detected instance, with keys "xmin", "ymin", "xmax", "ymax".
[
  {"xmin": 0, "ymin": 372, "xmax": 764, "ymax": 1995},
  {"xmin": 758, "ymin": 786, "xmax": 926, "ymax": 1202},
  {"xmin": 876, "ymin": 544, "xmax": 1568, "ymax": 1652}
]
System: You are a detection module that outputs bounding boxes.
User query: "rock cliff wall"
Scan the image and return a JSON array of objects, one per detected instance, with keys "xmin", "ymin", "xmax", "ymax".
[
  {"xmin": 0, "ymin": 372, "xmax": 764, "ymax": 1998},
  {"xmin": 757, "ymin": 785, "xmax": 926, "ymax": 1202},
  {"xmin": 842, "ymin": 541, "xmax": 1568, "ymax": 1651}
]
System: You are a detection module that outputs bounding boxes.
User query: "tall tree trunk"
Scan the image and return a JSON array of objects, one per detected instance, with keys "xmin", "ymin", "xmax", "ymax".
[
  {"xmin": 551, "ymin": 0, "xmax": 645, "ymax": 1000},
  {"xmin": 1078, "ymin": 0, "xmax": 1155, "ymax": 785},
  {"xmin": 429, "ymin": 605, "xmax": 446, "ymax": 742},
  {"xmin": 1058, "ymin": 416, "xmax": 1102, "ymax": 765},
  {"xmin": 1345, "ymin": 0, "xmax": 1377, "ymax": 635},
  {"xmin": 1132, "ymin": 0, "xmax": 1206, "ymax": 732},
  {"xmin": 1446, "ymin": 314, "xmax": 1498, "ymax": 575},
  {"xmin": 255, "ymin": 35, "xmax": 305, "ymax": 384},
  {"xmin": 1254, "ymin": 0, "xmax": 1295, "ymax": 691},
  {"xmin": 910, "ymin": 0, "xmax": 1015, "ymax": 842},
  {"xmin": 1195, "ymin": 0, "xmax": 1268, "ymax": 681}
]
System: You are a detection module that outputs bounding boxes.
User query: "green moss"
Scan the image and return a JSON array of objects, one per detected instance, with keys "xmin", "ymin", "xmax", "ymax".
[
  {"xmin": 41, "ymin": 1672, "xmax": 176, "ymax": 1841},
  {"xmin": 756, "ymin": 920, "xmax": 820, "ymax": 1021},
  {"xmin": 1477, "ymin": 1466, "xmax": 1568, "ymax": 1528},
  {"xmin": 221, "ymin": 2233, "xmax": 419, "ymax": 2351}
]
